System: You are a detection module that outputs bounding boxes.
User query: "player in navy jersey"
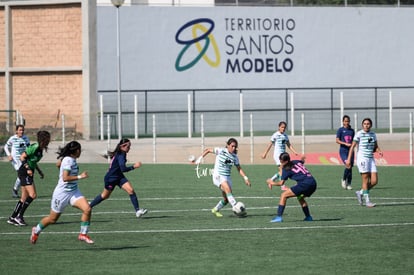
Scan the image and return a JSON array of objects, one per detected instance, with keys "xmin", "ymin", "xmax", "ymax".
[
  {"xmin": 266, "ymin": 152, "xmax": 317, "ymax": 223},
  {"xmin": 336, "ymin": 115, "xmax": 355, "ymax": 190},
  {"xmin": 4, "ymin": 124, "xmax": 30, "ymax": 198},
  {"xmin": 89, "ymin": 138, "xmax": 148, "ymax": 219},
  {"xmin": 346, "ymin": 118, "xmax": 383, "ymax": 208}
]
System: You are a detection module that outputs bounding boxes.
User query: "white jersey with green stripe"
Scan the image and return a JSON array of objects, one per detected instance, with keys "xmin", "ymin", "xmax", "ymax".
[
  {"xmin": 57, "ymin": 156, "xmax": 80, "ymax": 192},
  {"xmin": 213, "ymin": 147, "xmax": 239, "ymax": 176},
  {"xmin": 270, "ymin": 131, "xmax": 289, "ymax": 160},
  {"xmin": 354, "ymin": 130, "xmax": 377, "ymax": 158}
]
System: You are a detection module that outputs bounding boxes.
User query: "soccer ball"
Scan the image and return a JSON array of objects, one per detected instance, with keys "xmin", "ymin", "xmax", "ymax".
[{"xmin": 232, "ymin": 201, "xmax": 247, "ymax": 217}]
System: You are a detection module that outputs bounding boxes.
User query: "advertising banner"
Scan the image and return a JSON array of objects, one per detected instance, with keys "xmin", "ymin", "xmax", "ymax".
[{"xmin": 97, "ymin": 6, "xmax": 414, "ymax": 90}]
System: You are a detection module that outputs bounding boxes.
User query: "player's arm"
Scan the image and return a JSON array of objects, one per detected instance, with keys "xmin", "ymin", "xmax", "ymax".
[
  {"xmin": 374, "ymin": 142, "xmax": 383, "ymax": 157},
  {"xmin": 345, "ymin": 141, "xmax": 357, "ymax": 167},
  {"xmin": 266, "ymin": 177, "xmax": 285, "ymax": 189},
  {"xmin": 287, "ymin": 141, "xmax": 299, "ymax": 155},
  {"xmin": 4, "ymin": 139, "xmax": 12, "ymax": 161},
  {"xmin": 236, "ymin": 165, "xmax": 250, "ymax": 187},
  {"xmin": 20, "ymin": 152, "xmax": 33, "ymax": 176},
  {"xmin": 118, "ymin": 154, "xmax": 135, "ymax": 172},
  {"xmin": 36, "ymin": 166, "xmax": 44, "ymax": 179},
  {"xmin": 193, "ymin": 148, "xmax": 213, "ymax": 164},
  {"xmin": 62, "ymin": 169, "xmax": 88, "ymax": 182},
  {"xmin": 261, "ymin": 142, "xmax": 273, "ymax": 159}
]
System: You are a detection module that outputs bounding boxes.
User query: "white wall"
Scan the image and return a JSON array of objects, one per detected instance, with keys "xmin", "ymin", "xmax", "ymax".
[{"xmin": 97, "ymin": 6, "xmax": 414, "ymax": 90}]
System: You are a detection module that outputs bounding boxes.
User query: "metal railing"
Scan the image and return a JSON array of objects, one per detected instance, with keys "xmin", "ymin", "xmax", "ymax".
[{"xmin": 97, "ymin": 86, "xmax": 414, "ymax": 138}]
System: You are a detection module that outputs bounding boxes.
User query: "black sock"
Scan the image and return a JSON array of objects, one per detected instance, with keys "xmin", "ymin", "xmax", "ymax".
[
  {"xmin": 11, "ymin": 201, "xmax": 23, "ymax": 218},
  {"xmin": 17, "ymin": 196, "xmax": 34, "ymax": 218}
]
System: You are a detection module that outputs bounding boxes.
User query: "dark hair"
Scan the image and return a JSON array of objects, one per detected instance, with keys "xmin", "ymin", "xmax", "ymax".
[
  {"xmin": 279, "ymin": 152, "xmax": 293, "ymax": 170},
  {"xmin": 15, "ymin": 124, "xmax": 25, "ymax": 131},
  {"xmin": 278, "ymin": 121, "xmax": 287, "ymax": 127},
  {"xmin": 362, "ymin": 117, "xmax": 372, "ymax": 126},
  {"xmin": 342, "ymin": 115, "xmax": 352, "ymax": 128},
  {"xmin": 226, "ymin": 138, "xmax": 238, "ymax": 154},
  {"xmin": 108, "ymin": 138, "xmax": 131, "ymax": 158},
  {"xmin": 37, "ymin": 131, "xmax": 51, "ymax": 152},
  {"xmin": 57, "ymin": 141, "xmax": 81, "ymax": 159}
]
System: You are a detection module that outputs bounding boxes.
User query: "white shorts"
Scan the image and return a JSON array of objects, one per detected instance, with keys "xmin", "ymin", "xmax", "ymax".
[
  {"xmin": 51, "ymin": 188, "xmax": 84, "ymax": 213},
  {"xmin": 356, "ymin": 156, "xmax": 377, "ymax": 174},
  {"xmin": 11, "ymin": 159, "xmax": 22, "ymax": 171},
  {"xmin": 212, "ymin": 174, "xmax": 233, "ymax": 189},
  {"xmin": 273, "ymin": 156, "xmax": 281, "ymax": 166}
]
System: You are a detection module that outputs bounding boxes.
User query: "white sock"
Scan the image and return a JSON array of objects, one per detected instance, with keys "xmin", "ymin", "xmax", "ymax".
[
  {"xmin": 271, "ymin": 173, "xmax": 280, "ymax": 181},
  {"xmin": 214, "ymin": 200, "xmax": 226, "ymax": 211},
  {"xmin": 13, "ymin": 178, "xmax": 21, "ymax": 190},
  {"xmin": 226, "ymin": 193, "xmax": 237, "ymax": 207}
]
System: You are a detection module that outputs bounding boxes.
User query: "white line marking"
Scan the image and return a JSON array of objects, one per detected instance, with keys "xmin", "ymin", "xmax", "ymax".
[{"xmin": 1, "ymin": 222, "xmax": 413, "ymax": 236}]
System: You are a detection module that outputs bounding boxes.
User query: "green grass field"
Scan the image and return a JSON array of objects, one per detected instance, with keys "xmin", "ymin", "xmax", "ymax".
[{"xmin": 1, "ymin": 162, "xmax": 413, "ymax": 275}]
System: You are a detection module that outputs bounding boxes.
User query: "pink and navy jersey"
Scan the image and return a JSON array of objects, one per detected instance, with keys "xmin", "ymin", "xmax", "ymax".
[
  {"xmin": 104, "ymin": 152, "xmax": 134, "ymax": 183},
  {"xmin": 281, "ymin": 160, "xmax": 315, "ymax": 184},
  {"xmin": 336, "ymin": 126, "xmax": 355, "ymax": 154}
]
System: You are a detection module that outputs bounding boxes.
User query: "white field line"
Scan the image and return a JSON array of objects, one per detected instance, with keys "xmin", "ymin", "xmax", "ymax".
[
  {"xmin": 1, "ymin": 196, "xmax": 413, "ymax": 236},
  {"xmin": 1, "ymin": 196, "xmax": 414, "ymax": 203},
  {"xmin": 1, "ymin": 222, "xmax": 414, "ymax": 236}
]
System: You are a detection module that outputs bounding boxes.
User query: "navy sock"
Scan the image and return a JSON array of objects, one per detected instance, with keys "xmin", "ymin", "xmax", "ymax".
[
  {"xmin": 302, "ymin": 206, "xmax": 311, "ymax": 217},
  {"xmin": 129, "ymin": 192, "xmax": 139, "ymax": 211},
  {"xmin": 89, "ymin": 195, "xmax": 104, "ymax": 208},
  {"xmin": 277, "ymin": 205, "xmax": 285, "ymax": 216}
]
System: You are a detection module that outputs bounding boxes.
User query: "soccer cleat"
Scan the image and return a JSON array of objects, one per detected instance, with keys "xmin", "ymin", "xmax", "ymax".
[
  {"xmin": 303, "ymin": 216, "xmax": 313, "ymax": 221},
  {"xmin": 211, "ymin": 208, "xmax": 223, "ymax": 217},
  {"xmin": 281, "ymin": 185, "xmax": 288, "ymax": 191},
  {"xmin": 136, "ymin": 208, "xmax": 148, "ymax": 218},
  {"xmin": 270, "ymin": 216, "xmax": 283, "ymax": 223},
  {"xmin": 14, "ymin": 216, "xmax": 27, "ymax": 226},
  {"xmin": 78, "ymin": 234, "xmax": 94, "ymax": 244},
  {"xmin": 12, "ymin": 188, "xmax": 19, "ymax": 198},
  {"xmin": 365, "ymin": 202, "xmax": 376, "ymax": 208},
  {"xmin": 341, "ymin": 179, "xmax": 347, "ymax": 189},
  {"xmin": 30, "ymin": 227, "xmax": 39, "ymax": 244},
  {"xmin": 7, "ymin": 217, "xmax": 18, "ymax": 226},
  {"xmin": 346, "ymin": 184, "xmax": 353, "ymax": 190},
  {"xmin": 355, "ymin": 191, "xmax": 363, "ymax": 206}
]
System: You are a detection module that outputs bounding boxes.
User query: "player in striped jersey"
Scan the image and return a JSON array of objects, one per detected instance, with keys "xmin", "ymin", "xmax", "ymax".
[
  {"xmin": 346, "ymin": 118, "xmax": 383, "ymax": 208},
  {"xmin": 30, "ymin": 141, "xmax": 94, "ymax": 244},
  {"xmin": 261, "ymin": 121, "xmax": 299, "ymax": 191},
  {"xmin": 4, "ymin": 125, "xmax": 30, "ymax": 198},
  {"xmin": 194, "ymin": 138, "xmax": 251, "ymax": 217}
]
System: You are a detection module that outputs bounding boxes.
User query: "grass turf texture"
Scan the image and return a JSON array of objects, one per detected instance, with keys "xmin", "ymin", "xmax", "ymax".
[{"xmin": 0, "ymin": 162, "xmax": 413, "ymax": 275}]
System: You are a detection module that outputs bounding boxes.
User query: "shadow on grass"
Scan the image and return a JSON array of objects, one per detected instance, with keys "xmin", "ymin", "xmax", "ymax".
[
  {"xmin": 377, "ymin": 202, "xmax": 414, "ymax": 207},
  {"xmin": 48, "ymin": 245, "xmax": 150, "ymax": 251},
  {"xmin": 316, "ymin": 218, "xmax": 343, "ymax": 221},
  {"xmin": 54, "ymin": 220, "xmax": 112, "ymax": 225}
]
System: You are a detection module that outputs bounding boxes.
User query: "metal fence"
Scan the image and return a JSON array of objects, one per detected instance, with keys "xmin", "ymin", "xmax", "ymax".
[{"xmin": 97, "ymin": 86, "xmax": 414, "ymax": 138}]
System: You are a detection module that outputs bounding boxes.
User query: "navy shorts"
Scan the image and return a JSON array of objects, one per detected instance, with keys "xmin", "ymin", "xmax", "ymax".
[
  {"xmin": 291, "ymin": 180, "xmax": 317, "ymax": 198},
  {"xmin": 104, "ymin": 177, "xmax": 129, "ymax": 191},
  {"xmin": 340, "ymin": 150, "xmax": 354, "ymax": 166}
]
